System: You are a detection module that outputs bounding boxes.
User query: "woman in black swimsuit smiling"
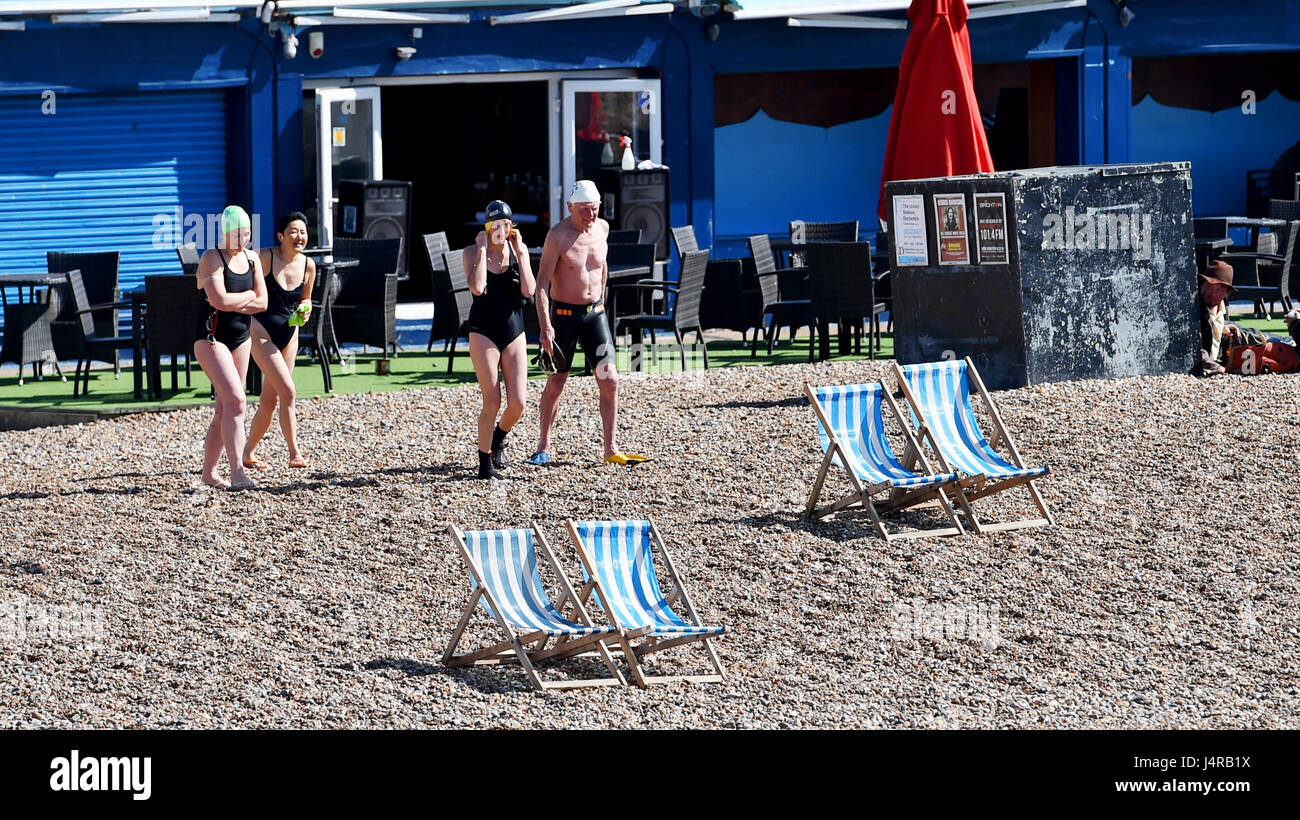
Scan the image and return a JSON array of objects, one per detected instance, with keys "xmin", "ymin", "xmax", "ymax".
[
  {"xmin": 463, "ymin": 200, "xmax": 536, "ymax": 479},
  {"xmin": 244, "ymin": 211, "xmax": 316, "ymax": 471},
  {"xmin": 193, "ymin": 205, "xmax": 268, "ymax": 490}
]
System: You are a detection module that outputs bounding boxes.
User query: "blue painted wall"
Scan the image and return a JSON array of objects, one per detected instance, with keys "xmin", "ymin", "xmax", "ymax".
[
  {"xmin": 713, "ymin": 109, "xmax": 891, "ymax": 257},
  {"xmin": 2, "ymin": 0, "xmax": 1299, "ymax": 295},
  {"xmin": 1129, "ymin": 93, "xmax": 1300, "ymax": 216}
]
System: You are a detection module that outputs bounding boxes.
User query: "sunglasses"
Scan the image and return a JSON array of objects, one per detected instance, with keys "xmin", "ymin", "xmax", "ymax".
[{"xmin": 485, "ymin": 220, "xmax": 516, "ymax": 233}]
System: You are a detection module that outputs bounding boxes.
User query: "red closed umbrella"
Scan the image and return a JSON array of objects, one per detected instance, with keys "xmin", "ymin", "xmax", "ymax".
[{"xmin": 877, "ymin": 0, "xmax": 994, "ymax": 222}]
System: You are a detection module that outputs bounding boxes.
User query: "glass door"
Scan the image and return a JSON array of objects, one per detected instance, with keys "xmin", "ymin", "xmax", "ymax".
[
  {"xmin": 559, "ymin": 79, "xmax": 661, "ymax": 225},
  {"xmin": 315, "ymin": 86, "xmax": 383, "ymax": 246}
]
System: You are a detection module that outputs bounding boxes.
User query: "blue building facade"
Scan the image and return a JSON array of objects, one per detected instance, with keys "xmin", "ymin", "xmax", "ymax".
[{"xmin": 1, "ymin": 0, "xmax": 1298, "ymax": 297}]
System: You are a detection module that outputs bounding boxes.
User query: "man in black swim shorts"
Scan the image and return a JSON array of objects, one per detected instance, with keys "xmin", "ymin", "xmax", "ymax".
[{"xmin": 528, "ymin": 180, "xmax": 647, "ymax": 466}]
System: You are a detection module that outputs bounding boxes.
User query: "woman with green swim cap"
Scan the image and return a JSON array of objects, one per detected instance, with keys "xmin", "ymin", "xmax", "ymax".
[{"xmin": 192, "ymin": 205, "xmax": 267, "ymax": 490}]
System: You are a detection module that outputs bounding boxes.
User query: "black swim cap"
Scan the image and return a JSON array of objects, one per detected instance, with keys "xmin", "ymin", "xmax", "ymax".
[{"xmin": 485, "ymin": 200, "xmax": 513, "ymax": 222}]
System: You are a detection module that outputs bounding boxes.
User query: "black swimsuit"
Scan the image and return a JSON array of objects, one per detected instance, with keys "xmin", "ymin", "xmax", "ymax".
[
  {"xmin": 551, "ymin": 298, "xmax": 615, "ymax": 375},
  {"xmin": 254, "ymin": 249, "xmax": 305, "ymax": 351},
  {"xmin": 467, "ymin": 244, "xmax": 526, "ymax": 350},
  {"xmin": 195, "ymin": 248, "xmax": 255, "ymax": 348}
]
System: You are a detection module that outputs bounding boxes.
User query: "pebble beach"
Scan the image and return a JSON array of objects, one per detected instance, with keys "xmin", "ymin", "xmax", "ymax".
[{"xmin": 1, "ymin": 360, "xmax": 1297, "ymax": 729}]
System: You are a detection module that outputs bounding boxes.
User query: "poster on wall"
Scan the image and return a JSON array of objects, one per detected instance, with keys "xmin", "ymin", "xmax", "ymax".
[
  {"xmin": 892, "ymin": 195, "xmax": 929, "ymax": 266},
  {"xmin": 934, "ymin": 194, "xmax": 971, "ymax": 266},
  {"xmin": 974, "ymin": 192, "xmax": 1009, "ymax": 265}
]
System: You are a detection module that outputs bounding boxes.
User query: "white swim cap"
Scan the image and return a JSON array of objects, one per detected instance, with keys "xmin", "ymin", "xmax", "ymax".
[{"xmin": 568, "ymin": 179, "xmax": 600, "ymax": 203}]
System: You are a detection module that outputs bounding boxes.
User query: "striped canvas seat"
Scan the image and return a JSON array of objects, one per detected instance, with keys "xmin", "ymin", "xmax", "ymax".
[
  {"xmin": 814, "ymin": 383, "xmax": 958, "ymax": 490},
  {"xmin": 898, "ymin": 360, "xmax": 1047, "ymax": 482},
  {"xmin": 565, "ymin": 518, "xmax": 726, "ymax": 686},
  {"xmin": 571, "ymin": 520, "xmax": 725, "ymax": 638},
  {"xmin": 463, "ymin": 528, "xmax": 617, "ymax": 638},
  {"xmin": 444, "ymin": 524, "xmax": 629, "ymax": 691}
]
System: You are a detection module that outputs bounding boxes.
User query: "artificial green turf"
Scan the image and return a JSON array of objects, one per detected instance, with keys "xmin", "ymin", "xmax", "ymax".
[
  {"xmin": 1233, "ymin": 316, "xmax": 1290, "ymax": 334},
  {"xmin": 0, "ymin": 331, "xmax": 890, "ymax": 413}
]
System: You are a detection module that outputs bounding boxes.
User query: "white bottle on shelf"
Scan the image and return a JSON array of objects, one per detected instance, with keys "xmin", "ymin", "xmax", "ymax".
[{"xmin": 620, "ymin": 135, "xmax": 635, "ymax": 170}]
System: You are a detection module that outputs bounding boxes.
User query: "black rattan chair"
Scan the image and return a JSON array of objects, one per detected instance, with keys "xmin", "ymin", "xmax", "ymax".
[
  {"xmin": 297, "ymin": 264, "xmax": 337, "ymax": 392},
  {"xmin": 0, "ymin": 288, "xmax": 62, "ymax": 386},
  {"xmin": 806, "ymin": 242, "xmax": 880, "ymax": 361},
  {"xmin": 788, "ymin": 220, "xmax": 858, "ymax": 268},
  {"xmin": 66, "ymin": 269, "xmax": 132, "ymax": 396},
  {"xmin": 335, "ymin": 237, "xmax": 401, "ymax": 279},
  {"xmin": 608, "ymin": 229, "xmax": 643, "ymax": 245},
  {"xmin": 669, "ymin": 225, "xmax": 758, "ymax": 342},
  {"xmin": 612, "ymin": 248, "xmax": 709, "ymax": 370},
  {"xmin": 176, "ymin": 244, "xmax": 200, "ymax": 277},
  {"xmin": 47, "ymin": 251, "xmax": 121, "ymax": 369},
  {"xmin": 1268, "ymin": 201, "xmax": 1300, "ymax": 308},
  {"xmin": 331, "ymin": 238, "xmax": 399, "ymax": 357},
  {"xmin": 747, "ymin": 234, "xmax": 814, "ymax": 357},
  {"xmin": 422, "ymin": 232, "xmax": 451, "ymax": 352},
  {"xmin": 606, "ymin": 241, "xmax": 657, "ymax": 324},
  {"xmin": 142, "ymin": 275, "xmax": 202, "ymax": 399},
  {"xmin": 433, "ymin": 249, "xmax": 473, "ymax": 373},
  {"xmin": 1223, "ymin": 220, "xmax": 1298, "ymax": 316}
]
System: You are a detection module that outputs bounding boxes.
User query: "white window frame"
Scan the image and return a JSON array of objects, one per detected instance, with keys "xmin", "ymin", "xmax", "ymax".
[
  {"xmin": 559, "ymin": 78, "xmax": 662, "ymax": 227},
  {"xmin": 315, "ymin": 85, "xmax": 383, "ymax": 247}
]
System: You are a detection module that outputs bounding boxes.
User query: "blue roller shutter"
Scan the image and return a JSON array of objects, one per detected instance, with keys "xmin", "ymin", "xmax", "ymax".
[{"xmin": 0, "ymin": 90, "xmax": 227, "ymax": 330}]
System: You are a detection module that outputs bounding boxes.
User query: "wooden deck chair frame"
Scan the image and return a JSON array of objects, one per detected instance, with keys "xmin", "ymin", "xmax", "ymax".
[
  {"xmin": 803, "ymin": 382, "xmax": 978, "ymax": 541},
  {"xmin": 564, "ymin": 518, "xmax": 725, "ymax": 688},
  {"xmin": 442, "ymin": 523, "xmax": 634, "ymax": 691},
  {"xmin": 891, "ymin": 357, "xmax": 1054, "ymax": 535}
]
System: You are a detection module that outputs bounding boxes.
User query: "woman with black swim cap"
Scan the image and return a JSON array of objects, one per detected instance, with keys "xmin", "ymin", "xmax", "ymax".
[
  {"xmin": 243, "ymin": 211, "xmax": 316, "ymax": 472},
  {"xmin": 463, "ymin": 199, "xmax": 536, "ymax": 479},
  {"xmin": 193, "ymin": 205, "xmax": 268, "ymax": 490}
]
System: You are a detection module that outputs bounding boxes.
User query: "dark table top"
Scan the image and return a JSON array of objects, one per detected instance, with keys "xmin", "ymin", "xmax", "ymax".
[
  {"xmin": 0, "ymin": 272, "xmax": 67, "ymax": 287},
  {"xmin": 1223, "ymin": 217, "xmax": 1289, "ymax": 229},
  {"xmin": 608, "ymin": 264, "xmax": 652, "ymax": 278},
  {"xmin": 768, "ymin": 239, "xmax": 867, "ymax": 251}
]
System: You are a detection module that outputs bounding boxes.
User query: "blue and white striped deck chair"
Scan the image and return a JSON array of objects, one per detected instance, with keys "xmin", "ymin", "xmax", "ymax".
[
  {"xmin": 565, "ymin": 519, "xmax": 725, "ymax": 687},
  {"xmin": 443, "ymin": 524, "xmax": 633, "ymax": 691},
  {"xmin": 804, "ymin": 381, "xmax": 969, "ymax": 540},
  {"xmin": 893, "ymin": 357, "xmax": 1054, "ymax": 534}
]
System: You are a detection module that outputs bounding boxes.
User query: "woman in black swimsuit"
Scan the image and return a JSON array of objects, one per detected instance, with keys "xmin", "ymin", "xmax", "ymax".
[
  {"xmin": 193, "ymin": 205, "xmax": 268, "ymax": 490},
  {"xmin": 244, "ymin": 211, "xmax": 316, "ymax": 472},
  {"xmin": 463, "ymin": 200, "xmax": 536, "ymax": 479}
]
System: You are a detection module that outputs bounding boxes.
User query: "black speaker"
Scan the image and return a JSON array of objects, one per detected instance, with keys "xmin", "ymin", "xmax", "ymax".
[
  {"xmin": 599, "ymin": 169, "xmax": 669, "ymax": 258},
  {"xmin": 336, "ymin": 179, "xmax": 413, "ymax": 278}
]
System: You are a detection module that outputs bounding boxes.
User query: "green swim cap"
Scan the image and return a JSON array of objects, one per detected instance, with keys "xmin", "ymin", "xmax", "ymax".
[{"xmin": 221, "ymin": 205, "xmax": 251, "ymax": 236}]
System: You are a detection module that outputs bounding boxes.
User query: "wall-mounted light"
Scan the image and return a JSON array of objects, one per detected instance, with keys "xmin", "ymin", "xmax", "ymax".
[
  {"xmin": 1110, "ymin": 0, "xmax": 1134, "ymax": 26},
  {"xmin": 280, "ymin": 27, "xmax": 298, "ymax": 59}
]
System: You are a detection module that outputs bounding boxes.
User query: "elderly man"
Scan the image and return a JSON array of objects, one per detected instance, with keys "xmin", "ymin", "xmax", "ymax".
[
  {"xmin": 1199, "ymin": 259, "xmax": 1235, "ymax": 376},
  {"xmin": 527, "ymin": 180, "xmax": 648, "ymax": 466}
]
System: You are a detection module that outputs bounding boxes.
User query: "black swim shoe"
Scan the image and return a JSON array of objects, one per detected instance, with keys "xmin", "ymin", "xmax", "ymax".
[
  {"xmin": 491, "ymin": 425, "xmax": 509, "ymax": 470},
  {"xmin": 478, "ymin": 451, "xmax": 502, "ymax": 480},
  {"xmin": 533, "ymin": 348, "xmax": 565, "ymax": 375}
]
